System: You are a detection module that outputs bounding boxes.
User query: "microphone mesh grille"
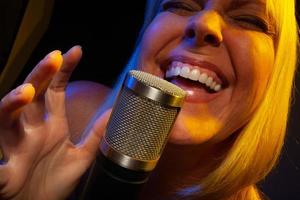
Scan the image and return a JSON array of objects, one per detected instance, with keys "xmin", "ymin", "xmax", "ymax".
[
  {"xmin": 105, "ymin": 87, "xmax": 178, "ymax": 160},
  {"xmin": 129, "ymin": 70, "xmax": 186, "ymax": 98}
]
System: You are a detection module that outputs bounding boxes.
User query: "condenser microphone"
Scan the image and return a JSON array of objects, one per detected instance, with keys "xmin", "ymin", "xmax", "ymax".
[{"xmin": 78, "ymin": 70, "xmax": 186, "ymax": 200}]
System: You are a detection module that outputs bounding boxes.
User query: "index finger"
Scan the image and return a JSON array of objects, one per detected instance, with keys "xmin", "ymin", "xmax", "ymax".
[
  {"xmin": 24, "ymin": 50, "xmax": 63, "ymax": 97},
  {"xmin": 0, "ymin": 84, "xmax": 35, "ymax": 128},
  {"xmin": 49, "ymin": 45, "xmax": 83, "ymax": 92}
]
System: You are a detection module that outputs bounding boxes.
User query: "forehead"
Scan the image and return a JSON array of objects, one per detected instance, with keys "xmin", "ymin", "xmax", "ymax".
[
  {"xmin": 196, "ymin": 0, "xmax": 268, "ymax": 15},
  {"xmin": 159, "ymin": 0, "xmax": 267, "ymax": 8},
  {"xmin": 231, "ymin": 0, "xmax": 265, "ymax": 4},
  {"xmin": 229, "ymin": 0, "xmax": 266, "ymax": 8},
  {"xmin": 190, "ymin": 0, "xmax": 267, "ymax": 8},
  {"xmin": 228, "ymin": 0, "xmax": 267, "ymax": 11}
]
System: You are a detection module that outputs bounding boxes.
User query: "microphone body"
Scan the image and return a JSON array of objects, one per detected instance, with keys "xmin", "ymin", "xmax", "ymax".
[{"xmin": 78, "ymin": 70, "xmax": 186, "ymax": 199}]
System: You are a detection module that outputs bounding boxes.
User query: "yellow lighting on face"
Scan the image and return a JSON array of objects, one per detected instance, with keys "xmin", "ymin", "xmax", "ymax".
[{"xmin": 182, "ymin": 114, "xmax": 222, "ymax": 143}]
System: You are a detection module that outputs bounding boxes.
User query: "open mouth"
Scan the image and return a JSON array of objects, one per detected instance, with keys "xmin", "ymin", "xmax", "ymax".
[
  {"xmin": 166, "ymin": 76, "xmax": 217, "ymax": 94},
  {"xmin": 165, "ymin": 61, "xmax": 223, "ymax": 92}
]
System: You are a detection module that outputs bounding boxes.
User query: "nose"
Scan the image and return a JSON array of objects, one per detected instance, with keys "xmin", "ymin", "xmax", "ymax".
[{"xmin": 185, "ymin": 11, "xmax": 223, "ymax": 47}]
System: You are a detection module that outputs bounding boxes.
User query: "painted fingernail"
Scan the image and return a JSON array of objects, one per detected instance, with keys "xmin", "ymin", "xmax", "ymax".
[
  {"xmin": 44, "ymin": 50, "xmax": 63, "ymax": 69},
  {"xmin": 45, "ymin": 50, "xmax": 62, "ymax": 60},
  {"xmin": 14, "ymin": 83, "xmax": 30, "ymax": 95}
]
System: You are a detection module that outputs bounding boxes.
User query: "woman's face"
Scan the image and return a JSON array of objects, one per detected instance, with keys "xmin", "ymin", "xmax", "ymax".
[{"xmin": 137, "ymin": 0, "xmax": 275, "ymax": 144}]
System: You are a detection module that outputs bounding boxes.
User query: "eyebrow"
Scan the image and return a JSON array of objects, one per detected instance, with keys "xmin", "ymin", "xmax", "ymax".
[
  {"xmin": 230, "ymin": 0, "xmax": 266, "ymax": 9},
  {"xmin": 229, "ymin": 0, "xmax": 276, "ymax": 34}
]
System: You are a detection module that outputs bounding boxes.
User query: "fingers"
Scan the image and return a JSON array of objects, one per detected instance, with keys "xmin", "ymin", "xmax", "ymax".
[
  {"xmin": 78, "ymin": 109, "xmax": 112, "ymax": 159},
  {"xmin": 0, "ymin": 84, "xmax": 35, "ymax": 127},
  {"xmin": 0, "ymin": 157, "xmax": 32, "ymax": 199},
  {"xmin": 22, "ymin": 50, "xmax": 62, "ymax": 127},
  {"xmin": 45, "ymin": 46, "xmax": 82, "ymax": 116},
  {"xmin": 24, "ymin": 50, "xmax": 63, "ymax": 98},
  {"xmin": 23, "ymin": 46, "xmax": 81, "ymax": 122},
  {"xmin": 49, "ymin": 45, "xmax": 82, "ymax": 92}
]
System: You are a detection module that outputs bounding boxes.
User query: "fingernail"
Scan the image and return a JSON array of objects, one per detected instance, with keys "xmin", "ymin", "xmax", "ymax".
[
  {"xmin": 44, "ymin": 50, "xmax": 63, "ymax": 69},
  {"xmin": 65, "ymin": 45, "xmax": 82, "ymax": 57},
  {"xmin": 70, "ymin": 45, "xmax": 82, "ymax": 53},
  {"xmin": 45, "ymin": 50, "xmax": 62, "ymax": 60},
  {"xmin": 14, "ymin": 83, "xmax": 30, "ymax": 95}
]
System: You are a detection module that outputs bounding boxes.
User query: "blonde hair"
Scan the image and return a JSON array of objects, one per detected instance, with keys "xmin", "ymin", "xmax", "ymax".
[
  {"xmin": 195, "ymin": 0, "xmax": 299, "ymax": 199},
  {"xmin": 98, "ymin": 0, "xmax": 299, "ymax": 199}
]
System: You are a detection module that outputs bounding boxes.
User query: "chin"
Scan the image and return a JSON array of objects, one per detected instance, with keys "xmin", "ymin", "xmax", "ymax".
[
  {"xmin": 168, "ymin": 119, "xmax": 218, "ymax": 145},
  {"xmin": 168, "ymin": 130, "xmax": 195, "ymax": 145},
  {"xmin": 169, "ymin": 105, "xmax": 226, "ymax": 144}
]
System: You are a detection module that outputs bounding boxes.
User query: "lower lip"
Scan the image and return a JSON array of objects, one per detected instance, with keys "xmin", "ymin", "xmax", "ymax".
[{"xmin": 170, "ymin": 78, "xmax": 221, "ymax": 103}]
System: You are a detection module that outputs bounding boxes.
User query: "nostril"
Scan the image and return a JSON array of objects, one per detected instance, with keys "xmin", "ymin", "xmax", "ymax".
[
  {"xmin": 204, "ymin": 34, "xmax": 220, "ymax": 47},
  {"xmin": 185, "ymin": 26, "xmax": 222, "ymax": 47},
  {"xmin": 186, "ymin": 29, "xmax": 196, "ymax": 39}
]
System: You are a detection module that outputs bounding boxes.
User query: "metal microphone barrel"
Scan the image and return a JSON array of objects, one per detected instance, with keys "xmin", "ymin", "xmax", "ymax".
[{"xmin": 79, "ymin": 70, "xmax": 186, "ymax": 199}]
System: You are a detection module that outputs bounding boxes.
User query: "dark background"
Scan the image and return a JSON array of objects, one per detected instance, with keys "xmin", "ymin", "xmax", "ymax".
[
  {"xmin": 10, "ymin": 1, "xmax": 146, "ymax": 87},
  {"xmin": 0, "ymin": 1, "xmax": 299, "ymax": 199}
]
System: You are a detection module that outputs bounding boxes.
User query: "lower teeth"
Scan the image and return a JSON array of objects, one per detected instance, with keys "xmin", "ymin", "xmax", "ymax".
[{"xmin": 165, "ymin": 77, "xmax": 216, "ymax": 93}]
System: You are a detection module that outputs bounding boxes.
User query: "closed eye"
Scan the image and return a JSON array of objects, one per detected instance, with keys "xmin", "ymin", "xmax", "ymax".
[
  {"xmin": 160, "ymin": 0, "xmax": 201, "ymax": 15},
  {"xmin": 234, "ymin": 15, "xmax": 269, "ymax": 33}
]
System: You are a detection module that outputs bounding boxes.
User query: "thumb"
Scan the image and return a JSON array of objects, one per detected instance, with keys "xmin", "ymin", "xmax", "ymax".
[{"xmin": 79, "ymin": 109, "xmax": 112, "ymax": 158}]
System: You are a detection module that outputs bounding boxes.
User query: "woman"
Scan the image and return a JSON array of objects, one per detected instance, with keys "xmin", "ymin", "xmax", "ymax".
[{"xmin": 0, "ymin": 0, "xmax": 298, "ymax": 199}]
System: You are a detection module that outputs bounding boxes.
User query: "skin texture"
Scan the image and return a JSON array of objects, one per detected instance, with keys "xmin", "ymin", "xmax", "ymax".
[
  {"xmin": 136, "ymin": 0, "xmax": 275, "ymax": 198},
  {"xmin": 0, "ymin": 47, "xmax": 111, "ymax": 200},
  {"xmin": 0, "ymin": 0, "xmax": 276, "ymax": 199},
  {"xmin": 138, "ymin": 0, "xmax": 274, "ymax": 145}
]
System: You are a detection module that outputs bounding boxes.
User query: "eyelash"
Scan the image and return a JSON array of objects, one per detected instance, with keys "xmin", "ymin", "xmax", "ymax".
[
  {"xmin": 233, "ymin": 16, "xmax": 269, "ymax": 33},
  {"xmin": 161, "ymin": 1, "xmax": 198, "ymax": 14},
  {"xmin": 160, "ymin": 1, "xmax": 272, "ymax": 34}
]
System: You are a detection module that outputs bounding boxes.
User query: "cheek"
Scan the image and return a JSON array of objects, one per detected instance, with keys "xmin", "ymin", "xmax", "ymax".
[
  {"xmin": 139, "ymin": 13, "xmax": 186, "ymax": 62},
  {"xmin": 251, "ymin": 36, "xmax": 274, "ymax": 87},
  {"xmin": 226, "ymin": 30, "xmax": 274, "ymax": 112},
  {"xmin": 209, "ymin": 31, "xmax": 275, "ymax": 142}
]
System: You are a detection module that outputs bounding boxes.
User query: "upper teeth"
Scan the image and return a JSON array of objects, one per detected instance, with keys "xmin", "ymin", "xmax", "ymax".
[{"xmin": 166, "ymin": 61, "xmax": 222, "ymax": 92}]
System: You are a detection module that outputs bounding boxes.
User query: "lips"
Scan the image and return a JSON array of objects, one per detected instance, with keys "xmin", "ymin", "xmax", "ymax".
[
  {"xmin": 166, "ymin": 61, "xmax": 222, "ymax": 92},
  {"xmin": 161, "ymin": 55, "xmax": 229, "ymax": 103}
]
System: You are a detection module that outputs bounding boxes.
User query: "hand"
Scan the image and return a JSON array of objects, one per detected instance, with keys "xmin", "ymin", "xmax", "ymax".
[{"xmin": 0, "ymin": 46, "xmax": 110, "ymax": 200}]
